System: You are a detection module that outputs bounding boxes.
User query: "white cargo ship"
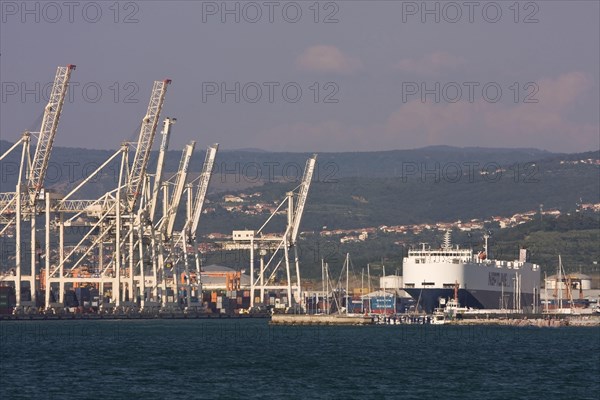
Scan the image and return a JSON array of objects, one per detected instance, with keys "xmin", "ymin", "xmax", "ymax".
[{"xmin": 402, "ymin": 232, "xmax": 541, "ymax": 313}]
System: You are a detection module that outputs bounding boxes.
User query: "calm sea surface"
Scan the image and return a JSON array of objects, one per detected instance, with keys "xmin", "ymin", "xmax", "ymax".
[{"xmin": 1, "ymin": 319, "xmax": 598, "ymax": 399}]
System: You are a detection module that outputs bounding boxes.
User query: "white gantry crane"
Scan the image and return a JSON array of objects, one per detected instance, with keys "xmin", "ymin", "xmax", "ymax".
[
  {"xmin": 0, "ymin": 65, "xmax": 75, "ymax": 311},
  {"xmin": 232, "ymin": 154, "xmax": 317, "ymax": 309},
  {"xmin": 39, "ymin": 80, "xmax": 172, "ymax": 313},
  {"xmin": 113, "ymin": 80, "xmax": 171, "ymax": 310},
  {"xmin": 288, "ymin": 155, "xmax": 317, "ymax": 304},
  {"xmin": 155, "ymin": 142, "xmax": 195, "ymax": 310},
  {"xmin": 177, "ymin": 144, "xmax": 218, "ymax": 310},
  {"xmin": 2, "ymin": 67, "xmax": 324, "ymax": 318}
]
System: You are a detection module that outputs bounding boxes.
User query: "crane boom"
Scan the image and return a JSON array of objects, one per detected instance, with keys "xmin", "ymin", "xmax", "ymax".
[
  {"xmin": 28, "ymin": 64, "xmax": 76, "ymax": 204},
  {"xmin": 149, "ymin": 118, "xmax": 175, "ymax": 223},
  {"xmin": 189, "ymin": 144, "xmax": 218, "ymax": 238},
  {"xmin": 126, "ymin": 79, "xmax": 171, "ymax": 212},
  {"xmin": 163, "ymin": 141, "xmax": 195, "ymax": 238},
  {"xmin": 290, "ymin": 154, "xmax": 317, "ymax": 245}
]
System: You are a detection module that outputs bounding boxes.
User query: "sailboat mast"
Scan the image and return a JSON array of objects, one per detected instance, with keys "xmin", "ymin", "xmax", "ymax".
[
  {"xmin": 383, "ymin": 264, "xmax": 386, "ymax": 315},
  {"xmin": 345, "ymin": 253, "xmax": 349, "ymax": 316},
  {"xmin": 325, "ymin": 263, "xmax": 329, "ymax": 315},
  {"xmin": 361, "ymin": 268, "xmax": 364, "ymax": 314},
  {"xmin": 544, "ymin": 272, "xmax": 548, "ymax": 313},
  {"xmin": 367, "ymin": 264, "xmax": 371, "ymax": 313},
  {"xmin": 558, "ymin": 255, "xmax": 563, "ymax": 310},
  {"xmin": 321, "ymin": 258, "xmax": 325, "ymax": 313}
]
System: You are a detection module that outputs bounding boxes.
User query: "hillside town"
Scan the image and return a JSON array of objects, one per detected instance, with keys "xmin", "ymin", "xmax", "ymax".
[{"xmin": 199, "ymin": 191, "xmax": 600, "ymax": 245}]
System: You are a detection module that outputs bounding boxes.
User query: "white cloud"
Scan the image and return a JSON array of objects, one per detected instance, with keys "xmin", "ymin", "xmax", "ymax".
[
  {"xmin": 296, "ymin": 45, "xmax": 362, "ymax": 74},
  {"xmin": 256, "ymin": 72, "xmax": 598, "ymax": 152},
  {"xmin": 384, "ymin": 72, "xmax": 597, "ymax": 150}
]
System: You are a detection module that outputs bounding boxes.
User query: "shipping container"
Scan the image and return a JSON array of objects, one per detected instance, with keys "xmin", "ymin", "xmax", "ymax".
[
  {"xmin": 75, "ymin": 287, "xmax": 91, "ymax": 303},
  {"xmin": 64, "ymin": 290, "xmax": 79, "ymax": 307},
  {"xmin": 228, "ymin": 298, "xmax": 237, "ymax": 309},
  {"xmin": 0, "ymin": 286, "xmax": 15, "ymax": 308},
  {"xmin": 21, "ymin": 288, "xmax": 32, "ymax": 302},
  {"xmin": 367, "ymin": 296, "xmax": 398, "ymax": 314},
  {"xmin": 34, "ymin": 290, "xmax": 56, "ymax": 307},
  {"xmin": 0, "ymin": 306, "xmax": 13, "ymax": 315},
  {"xmin": 0, "ymin": 286, "xmax": 12, "ymax": 297}
]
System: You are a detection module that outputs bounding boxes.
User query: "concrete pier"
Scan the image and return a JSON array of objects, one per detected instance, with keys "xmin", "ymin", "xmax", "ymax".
[
  {"xmin": 449, "ymin": 315, "xmax": 600, "ymax": 327},
  {"xmin": 271, "ymin": 314, "xmax": 373, "ymax": 325}
]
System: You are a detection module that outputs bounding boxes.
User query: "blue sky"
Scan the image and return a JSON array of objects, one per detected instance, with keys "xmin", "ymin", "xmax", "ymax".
[{"xmin": 1, "ymin": 1, "xmax": 598, "ymax": 152}]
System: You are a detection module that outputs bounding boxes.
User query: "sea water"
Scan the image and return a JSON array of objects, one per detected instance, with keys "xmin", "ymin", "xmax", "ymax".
[{"xmin": 1, "ymin": 319, "xmax": 598, "ymax": 399}]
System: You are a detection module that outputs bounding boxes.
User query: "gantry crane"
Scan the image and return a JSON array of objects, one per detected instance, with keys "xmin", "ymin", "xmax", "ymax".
[
  {"xmin": 134, "ymin": 117, "xmax": 175, "ymax": 311},
  {"xmin": 41, "ymin": 80, "xmax": 172, "ymax": 312},
  {"xmin": 230, "ymin": 154, "xmax": 317, "ymax": 308},
  {"xmin": 0, "ymin": 65, "xmax": 75, "ymax": 311},
  {"xmin": 288, "ymin": 154, "xmax": 317, "ymax": 304},
  {"xmin": 178, "ymin": 144, "xmax": 218, "ymax": 309},
  {"xmin": 2, "ymin": 67, "xmax": 323, "ymax": 318},
  {"xmin": 155, "ymin": 142, "xmax": 195, "ymax": 309}
]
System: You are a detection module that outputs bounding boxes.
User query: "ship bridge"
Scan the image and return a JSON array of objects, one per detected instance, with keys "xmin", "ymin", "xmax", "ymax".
[{"xmin": 407, "ymin": 248, "xmax": 473, "ymax": 264}]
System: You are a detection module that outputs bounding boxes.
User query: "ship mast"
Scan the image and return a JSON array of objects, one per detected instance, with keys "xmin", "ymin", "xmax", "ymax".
[
  {"xmin": 443, "ymin": 230, "xmax": 451, "ymax": 250},
  {"xmin": 483, "ymin": 233, "xmax": 490, "ymax": 259}
]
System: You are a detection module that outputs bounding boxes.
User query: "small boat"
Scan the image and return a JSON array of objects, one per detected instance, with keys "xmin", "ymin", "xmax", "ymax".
[
  {"xmin": 431, "ymin": 307, "xmax": 446, "ymax": 324},
  {"xmin": 444, "ymin": 297, "xmax": 470, "ymax": 319}
]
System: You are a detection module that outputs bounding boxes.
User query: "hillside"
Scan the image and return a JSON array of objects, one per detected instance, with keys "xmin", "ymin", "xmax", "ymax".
[
  {"xmin": 239, "ymin": 214, "xmax": 600, "ymax": 280},
  {"xmin": 197, "ymin": 150, "xmax": 599, "ymax": 233},
  {"xmin": 1, "ymin": 139, "xmax": 597, "ymax": 234},
  {"xmin": 0, "ymin": 139, "xmax": 553, "ymax": 189},
  {"xmin": 1, "ymin": 140, "xmax": 598, "ymax": 279}
]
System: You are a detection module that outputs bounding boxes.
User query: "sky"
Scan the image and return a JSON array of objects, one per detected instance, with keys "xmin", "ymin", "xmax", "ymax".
[{"xmin": 1, "ymin": 0, "xmax": 599, "ymax": 153}]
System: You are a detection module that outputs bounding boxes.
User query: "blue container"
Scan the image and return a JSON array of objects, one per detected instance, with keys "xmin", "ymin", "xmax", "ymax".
[
  {"xmin": 21, "ymin": 287, "xmax": 32, "ymax": 302},
  {"xmin": 369, "ymin": 297, "xmax": 395, "ymax": 311},
  {"xmin": 75, "ymin": 287, "xmax": 91, "ymax": 302},
  {"xmin": 64, "ymin": 290, "xmax": 79, "ymax": 307}
]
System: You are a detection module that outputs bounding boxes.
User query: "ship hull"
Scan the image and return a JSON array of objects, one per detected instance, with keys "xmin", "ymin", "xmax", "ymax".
[{"xmin": 403, "ymin": 288, "xmax": 536, "ymax": 314}]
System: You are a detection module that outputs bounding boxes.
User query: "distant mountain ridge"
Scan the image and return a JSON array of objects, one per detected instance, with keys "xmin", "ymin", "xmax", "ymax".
[
  {"xmin": 0, "ymin": 140, "xmax": 565, "ymax": 171},
  {"xmin": 1, "ymin": 140, "xmax": 597, "ymax": 208},
  {"xmin": 0, "ymin": 140, "xmax": 556, "ymax": 158}
]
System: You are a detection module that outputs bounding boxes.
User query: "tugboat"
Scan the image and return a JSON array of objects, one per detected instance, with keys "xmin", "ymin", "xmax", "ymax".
[{"xmin": 431, "ymin": 306, "xmax": 446, "ymax": 325}]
